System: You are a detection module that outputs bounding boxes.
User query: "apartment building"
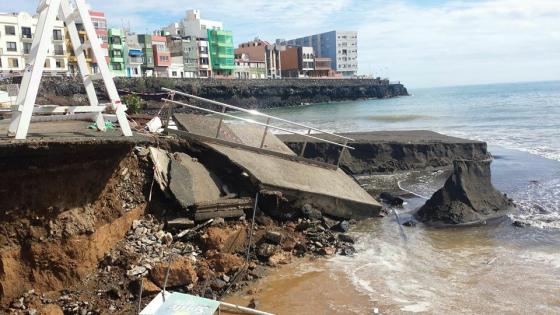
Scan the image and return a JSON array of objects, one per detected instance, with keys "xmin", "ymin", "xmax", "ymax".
[
  {"xmin": 152, "ymin": 35, "xmax": 170, "ymax": 77},
  {"xmin": 0, "ymin": 12, "xmax": 67, "ymax": 75},
  {"xmin": 161, "ymin": 9, "xmax": 232, "ymax": 77},
  {"xmin": 125, "ymin": 34, "xmax": 143, "ymax": 77},
  {"xmin": 168, "ymin": 36, "xmax": 196, "ymax": 78},
  {"xmin": 235, "ymin": 38, "xmax": 282, "ymax": 79},
  {"xmin": 234, "ymin": 53, "xmax": 266, "ymax": 79},
  {"xmin": 286, "ymin": 30, "xmax": 358, "ymax": 76},
  {"xmin": 108, "ymin": 28, "xmax": 126, "ymax": 76},
  {"xmin": 280, "ymin": 46, "xmax": 314, "ymax": 78},
  {"xmin": 207, "ymin": 29, "xmax": 234, "ymax": 77},
  {"xmin": 137, "ymin": 34, "xmax": 154, "ymax": 76},
  {"xmin": 163, "ymin": 10, "xmax": 223, "ymax": 39}
]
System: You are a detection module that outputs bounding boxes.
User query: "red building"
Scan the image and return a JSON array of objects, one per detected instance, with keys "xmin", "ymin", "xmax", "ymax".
[{"xmin": 152, "ymin": 35, "xmax": 170, "ymax": 76}]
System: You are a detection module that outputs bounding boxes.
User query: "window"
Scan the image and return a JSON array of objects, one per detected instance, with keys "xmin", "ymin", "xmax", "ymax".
[
  {"xmin": 53, "ymin": 29, "xmax": 63, "ymax": 41},
  {"xmin": 45, "ymin": 59, "xmax": 50, "ymax": 68},
  {"xmin": 55, "ymin": 59, "xmax": 63, "ymax": 68},
  {"xmin": 110, "ymin": 37, "xmax": 122, "ymax": 45},
  {"xmin": 172, "ymin": 71, "xmax": 177, "ymax": 77},
  {"xmin": 5, "ymin": 26, "xmax": 16, "ymax": 36},
  {"xmin": 23, "ymin": 43, "xmax": 31, "ymax": 54},
  {"xmin": 6, "ymin": 42, "xmax": 17, "ymax": 52},
  {"xmin": 54, "ymin": 45, "xmax": 64, "ymax": 55},
  {"xmin": 21, "ymin": 27, "xmax": 32, "ymax": 39},
  {"xmin": 113, "ymin": 63, "xmax": 122, "ymax": 70},
  {"xmin": 8, "ymin": 58, "xmax": 19, "ymax": 68},
  {"xmin": 112, "ymin": 50, "xmax": 123, "ymax": 57}
]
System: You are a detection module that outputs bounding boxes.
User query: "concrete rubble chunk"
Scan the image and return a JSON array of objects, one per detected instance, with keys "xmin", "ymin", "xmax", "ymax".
[
  {"xmin": 265, "ymin": 231, "xmax": 283, "ymax": 245},
  {"xmin": 149, "ymin": 257, "xmax": 198, "ymax": 288},
  {"xmin": 169, "ymin": 152, "xmax": 223, "ymax": 209},
  {"xmin": 416, "ymin": 159, "xmax": 514, "ymax": 226}
]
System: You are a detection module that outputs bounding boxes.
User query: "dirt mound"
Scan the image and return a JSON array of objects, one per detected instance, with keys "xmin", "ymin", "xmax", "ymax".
[
  {"xmin": 416, "ymin": 159, "xmax": 514, "ymax": 225},
  {"xmin": 0, "ymin": 144, "xmax": 150, "ymax": 304}
]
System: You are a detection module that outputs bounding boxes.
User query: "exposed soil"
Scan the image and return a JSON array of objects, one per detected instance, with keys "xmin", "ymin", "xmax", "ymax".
[{"xmin": 0, "ymin": 140, "xmax": 361, "ymax": 314}]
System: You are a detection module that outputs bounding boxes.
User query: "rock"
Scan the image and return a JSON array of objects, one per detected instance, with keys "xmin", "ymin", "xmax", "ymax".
[
  {"xmin": 257, "ymin": 243, "xmax": 278, "ymax": 258},
  {"xmin": 265, "ymin": 231, "xmax": 283, "ymax": 245},
  {"xmin": 338, "ymin": 234, "xmax": 355, "ymax": 244},
  {"xmin": 268, "ymin": 252, "xmax": 292, "ymax": 266},
  {"xmin": 202, "ymin": 226, "xmax": 247, "ymax": 253},
  {"xmin": 211, "ymin": 279, "xmax": 227, "ymax": 290},
  {"xmin": 211, "ymin": 217, "xmax": 226, "ymax": 226},
  {"xmin": 379, "ymin": 192, "xmax": 404, "ymax": 206},
  {"xmin": 166, "ymin": 218, "xmax": 195, "ymax": 230},
  {"xmin": 135, "ymin": 279, "xmax": 161, "ymax": 296},
  {"xmin": 127, "ymin": 265, "xmax": 148, "ymax": 279},
  {"xmin": 319, "ymin": 247, "xmax": 336, "ymax": 256},
  {"xmin": 416, "ymin": 159, "xmax": 514, "ymax": 225},
  {"xmin": 11, "ymin": 297, "xmax": 25, "ymax": 309},
  {"xmin": 340, "ymin": 245, "xmax": 356, "ymax": 256},
  {"xmin": 206, "ymin": 252, "xmax": 245, "ymax": 274},
  {"xmin": 334, "ymin": 221, "xmax": 350, "ymax": 232},
  {"xmin": 301, "ymin": 204, "xmax": 323, "ymax": 220},
  {"xmin": 402, "ymin": 220, "xmax": 416, "ymax": 227},
  {"xmin": 248, "ymin": 298, "xmax": 260, "ymax": 309},
  {"xmin": 322, "ymin": 216, "xmax": 338, "ymax": 229},
  {"xmin": 222, "ymin": 274, "xmax": 230, "ymax": 282},
  {"xmin": 36, "ymin": 304, "xmax": 64, "ymax": 315},
  {"xmin": 294, "ymin": 243, "xmax": 308, "ymax": 256},
  {"xmin": 106, "ymin": 287, "xmax": 121, "ymax": 300},
  {"xmin": 255, "ymin": 213, "xmax": 274, "ymax": 226},
  {"xmin": 149, "ymin": 257, "xmax": 198, "ymax": 288},
  {"xmin": 512, "ymin": 220, "xmax": 528, "ymax": 228}
]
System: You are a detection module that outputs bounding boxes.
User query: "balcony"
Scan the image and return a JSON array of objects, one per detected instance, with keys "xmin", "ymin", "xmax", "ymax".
[{"xmin": 21, "ymin": 34, "xmax": 33, "ymax": 41}]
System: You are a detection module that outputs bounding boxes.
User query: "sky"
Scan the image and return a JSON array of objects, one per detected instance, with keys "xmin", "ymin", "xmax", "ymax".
[{"xmin": 1, "ymin": 0, "xmax": 559, "ymax": 88}]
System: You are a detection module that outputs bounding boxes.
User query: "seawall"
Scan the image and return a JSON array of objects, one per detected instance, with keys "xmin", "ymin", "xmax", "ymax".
[
  {"xmin": 6, "ymin": 77, "xmax": 408, "ymax": 110},
  {"xmin": 279, "ymin": 131, "xmax": 490, "ymax": 174}
]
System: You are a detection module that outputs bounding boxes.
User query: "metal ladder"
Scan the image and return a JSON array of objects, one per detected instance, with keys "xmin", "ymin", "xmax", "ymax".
[{"xmin": 8, "ymin": 0, "xmax": 132, "ymax": 139}]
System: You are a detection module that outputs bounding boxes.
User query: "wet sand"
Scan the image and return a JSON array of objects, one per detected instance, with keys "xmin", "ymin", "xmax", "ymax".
[{"xmin": 223, "ymin": 258, "xmax": 383, "ymax": 315}]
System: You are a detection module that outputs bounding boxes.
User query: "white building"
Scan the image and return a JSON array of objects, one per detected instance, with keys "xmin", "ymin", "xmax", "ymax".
[
  {"xmin": 167, "ymin": 56, "xmax": 185, "ymax": 78},
  {"xmin": 0, "ymin": 12, "xmax": 68, "ymax": 76},
  {"xmin": 162, "ymin": 10, "xmax": 222, "ymax": 39},
  {"xmin": 286, "ymin": 30, "xmax": 358, "ymax": 76}
]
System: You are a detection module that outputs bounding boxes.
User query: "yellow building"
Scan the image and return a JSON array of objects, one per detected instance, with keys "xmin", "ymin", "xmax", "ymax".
[{"xmin": 65, "ymin": 25, "xmax": 94, "ymax": 76}]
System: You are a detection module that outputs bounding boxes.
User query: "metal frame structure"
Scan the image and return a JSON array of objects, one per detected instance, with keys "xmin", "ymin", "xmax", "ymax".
[
  {"xmin": 161, "ymin": 88, "xmax": 355, "ymax": 167},
  {"xmin": 8, "ymin": 0, "xmax": 132, "ymax": 140}
]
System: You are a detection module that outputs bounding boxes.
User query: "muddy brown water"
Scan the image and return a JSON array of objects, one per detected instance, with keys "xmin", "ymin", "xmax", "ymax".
[
  {"xmin": 224, "ymin": 152, "xmax": 560, "ymax": 314},
  {"xmin": 225, "ymin": 216, "xmax": 560, "ymax": 315}
]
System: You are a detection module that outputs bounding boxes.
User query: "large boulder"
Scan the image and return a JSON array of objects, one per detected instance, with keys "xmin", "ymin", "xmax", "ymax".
[{"xmin": 415, "ymin": 159, "xmax": 514, "ymax": 225}]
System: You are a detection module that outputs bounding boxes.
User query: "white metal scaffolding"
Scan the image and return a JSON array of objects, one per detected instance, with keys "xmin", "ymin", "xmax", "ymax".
[{"xmin": 8, "ymin": 0, "xmax": 132, "ymax": 140}]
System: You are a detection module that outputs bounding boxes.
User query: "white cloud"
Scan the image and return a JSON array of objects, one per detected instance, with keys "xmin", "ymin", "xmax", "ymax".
[
  {"xmin": 0, "ymin": 0, "xmax": 558, "ymax": 87},
  {"xmin": 356, "ymin": 0, "xmax": 560, "ymax": 87}
]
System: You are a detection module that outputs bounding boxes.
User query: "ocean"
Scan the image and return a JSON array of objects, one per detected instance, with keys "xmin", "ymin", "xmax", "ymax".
[{"xmin": 229, "ymin": 80, "xmax": 560, "ymax": 314}]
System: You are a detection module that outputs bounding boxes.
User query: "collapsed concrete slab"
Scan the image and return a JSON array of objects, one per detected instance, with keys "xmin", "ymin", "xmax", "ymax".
[
  {"xmin": 415, "ymin": 159, "xmax": 515, "ymax": 226},
  {"xmin": 171, "ymin": 114, "xmax": 382, "ymax": 219}
]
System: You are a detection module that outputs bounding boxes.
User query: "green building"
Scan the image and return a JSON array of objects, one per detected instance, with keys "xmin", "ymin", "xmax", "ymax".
[
  {"xmin": 108, "ymin": 28, "xmax": 126, "ymax": 77},
  {"xmin": 138, "ymin": 34, "xmax": 154, "ymax": 76},
  {"xmin": 207, "ymin": 29, "xmax": 235, "ymax": 76}
]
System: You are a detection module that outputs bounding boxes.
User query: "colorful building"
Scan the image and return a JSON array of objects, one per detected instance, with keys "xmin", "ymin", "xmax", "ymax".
[
  {"xmin": 235, "ymin": 38, "xmax": 282, "ymax": 79},
  {"xmin": 152, "ymin": 35, "xmax": 170, "ymax": 77},
  {"xmin": 207, "ymin": 29, "xmax": 234, "ymax": 77},
  {"xmin": 280, "ymin": 45, "xmax": 315, "ymax": 78},
  {"xmin": 234, "ymin": 53, "xmax": 266, "ymax": 79},
  {"xmin": 125, "ymin": 34, "xmax": 143, "ymax": 77},
  {"xmin": 108, "ymin": 28, "xmax": 126, "ymax": 76},
  {"xmin": 286, "ymin": 30, "xmax": 358, "ymax": 76},
  {"xmin": 137, "ymin": 34, "xmax": 154, "ymax": 76}
]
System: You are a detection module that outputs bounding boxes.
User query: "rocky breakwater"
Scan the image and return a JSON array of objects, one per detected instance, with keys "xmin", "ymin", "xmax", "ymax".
[
  {"xmin": 28, "ymin": 77, "xmax": 408, "ymax": 110},
  {"xmin": 415, "ymin": 159, "xmax": 515, "ymax": 226}
]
